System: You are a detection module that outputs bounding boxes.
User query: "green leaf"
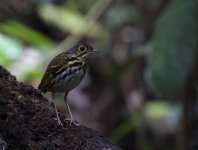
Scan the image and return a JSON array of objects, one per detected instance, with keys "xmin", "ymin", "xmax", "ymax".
[
  {"xmin": 144, "ymin": 101, "xmax": 171, "ymax": 119},
  {"xmin": 38, "ymin": 4, "xmax": 109, "ymax": 40},
  {"xmin": 65, "ymin": 0, "xmax": 96, "ymax": 14},
  {"xmin": 0, "ymin": 33, "xmax": 22, "ymax": 66},
  {"xmin": 149, "ymin": 0, "xmax": 198, "ymax": 97},
  {"xmin": 0, "ymin": 21, "xmax": 55, "ymax": 49}
]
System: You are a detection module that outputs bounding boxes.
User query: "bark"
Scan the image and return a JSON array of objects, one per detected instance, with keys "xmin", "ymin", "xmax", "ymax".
[{"xmin": 0, "ymin": 66, "xmax": 121, "ymax": 150}]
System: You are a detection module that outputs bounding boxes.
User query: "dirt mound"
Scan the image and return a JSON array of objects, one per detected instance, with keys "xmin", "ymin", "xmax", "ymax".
[{"xmin": 0, "ymin": 66, "xmax": 121, "ymax": 150}]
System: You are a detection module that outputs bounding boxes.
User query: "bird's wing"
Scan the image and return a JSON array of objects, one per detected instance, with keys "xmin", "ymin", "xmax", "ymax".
[{"xmin": 38, "ymin": 52, "xmax": 71, "ymax": 92}]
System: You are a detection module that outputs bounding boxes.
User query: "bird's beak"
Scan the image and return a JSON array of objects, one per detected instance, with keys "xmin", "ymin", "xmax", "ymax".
[{"xmin": 91, "ymin": 49, "xmax": 98, "ymax": 53}]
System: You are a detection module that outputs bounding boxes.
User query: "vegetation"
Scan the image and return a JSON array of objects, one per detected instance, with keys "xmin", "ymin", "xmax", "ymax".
[{"xmin": 0, "ymin": 0, "xmax": 197, "ymax": 149}]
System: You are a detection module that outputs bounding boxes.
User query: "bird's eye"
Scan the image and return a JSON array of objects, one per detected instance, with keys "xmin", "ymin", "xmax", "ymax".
[{"xmin": 79, "ymin": 45, "xmax": 86, "ymax": 51}]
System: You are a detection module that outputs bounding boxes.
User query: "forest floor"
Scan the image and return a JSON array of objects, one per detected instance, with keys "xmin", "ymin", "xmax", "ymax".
[{"xmin": 0, "ymin": 66, "xmax": 121, "ymax": 150}]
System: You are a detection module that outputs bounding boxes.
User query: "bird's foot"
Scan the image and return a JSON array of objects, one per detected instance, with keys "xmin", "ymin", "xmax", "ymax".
[
  {"xmin": 64, "ymin": 117, "xmax": 80, "ymax": 127},
  {"xmin": 53, "ymin": 117, "xmax": 63, "ymax": 127}
]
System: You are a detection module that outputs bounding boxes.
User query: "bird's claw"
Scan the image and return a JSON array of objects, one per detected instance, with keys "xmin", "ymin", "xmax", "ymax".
[
  {"xmin": 53, "ymin": 117, "xmax": 63, "ymax": 127},
  {"xmin": 64, "ymin": 118, "xmax": 80, "ymax": 126}
]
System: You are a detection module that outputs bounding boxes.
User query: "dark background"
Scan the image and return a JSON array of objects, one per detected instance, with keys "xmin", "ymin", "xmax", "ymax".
[{"xmin": 0, "ymin": 0, "xmax": 198, "ymax": 150}]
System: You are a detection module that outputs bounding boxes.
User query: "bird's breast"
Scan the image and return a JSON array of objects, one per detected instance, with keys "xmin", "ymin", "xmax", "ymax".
[{"xmin": 51, "ymin": 62, "xmax": 87, "ymax": 93}]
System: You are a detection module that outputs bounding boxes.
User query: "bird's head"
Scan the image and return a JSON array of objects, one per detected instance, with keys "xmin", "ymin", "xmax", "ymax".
[{"xmin": 68, "ymin": 43, "xmax": 97, "ymax": 59}]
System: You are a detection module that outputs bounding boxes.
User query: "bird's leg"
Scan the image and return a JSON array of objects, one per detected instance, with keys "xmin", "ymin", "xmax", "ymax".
[
  {"xmin": 64, "ymin": 93, "xmax": 79, "ymax": 126},
  {"xmin": 52, "ymin": 93, "xmax": 63, "ymax": 127}
]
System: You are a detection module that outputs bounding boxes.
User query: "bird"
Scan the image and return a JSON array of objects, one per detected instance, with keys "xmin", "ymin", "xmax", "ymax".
[{"xmin": 38, "ymin": 43, "xmax": 97, "ymax": 127}]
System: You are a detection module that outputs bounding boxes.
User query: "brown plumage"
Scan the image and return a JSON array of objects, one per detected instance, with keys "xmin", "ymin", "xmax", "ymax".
[{"xmin": 38, "ymin": 43, "xmax": 96, "ymax": 127}]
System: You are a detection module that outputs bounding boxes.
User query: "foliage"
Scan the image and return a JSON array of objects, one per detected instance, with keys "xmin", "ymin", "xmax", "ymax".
[
  {"xmin": 0, "ymin": 21, "xmax": 55, "ymax": 50},
  {"xmin": 38, "ymin": 4, "xmax": 109, "ymax": 40},
  {"xmin": 0, "ymin": 34, "xmax": 22, "ymax": 66},
  {"xmin": 0, "ymin": 0, "xmax": 197, "ymax": 149},
  {"xmin": 149, "ymin": 0, "xmax": 198, "ymax": 97}
]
